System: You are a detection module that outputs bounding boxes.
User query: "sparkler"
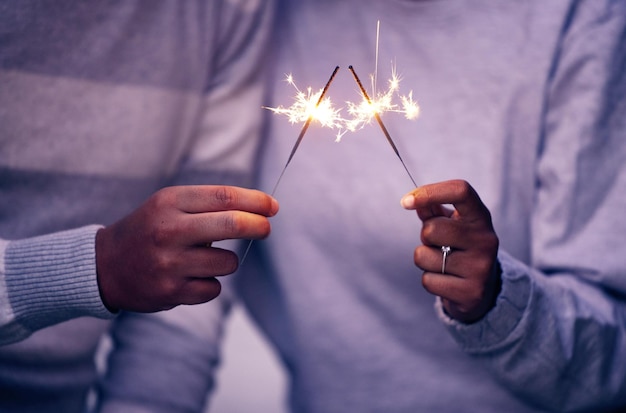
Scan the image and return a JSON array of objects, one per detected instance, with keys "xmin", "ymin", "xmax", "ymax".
[
  {"xmin": 348, "ymin": 65, "xmax": 418, "ymax": 187},
  {"xmin": 241, "ymin": 23, "xmax": 421, "ymax": 264},
  {"xmin": 267, "ymin": 67, "xmax": 419, "ymax": 142},
  {"xmin": 240, "ymin": 66, "xmax": 340, "ymax": 264},
  {"xmin": 264, "ymin": 73, "xmax": 344, "ymax": 130},
  {"xmin": 342, "ymin": 66, "xmax": 419, "ymax": 138},
  {"xmin": 342, "ymin": 20, "xmax": 419, "ymax": 136},
  {"xmin": 268, "ymin": 65, "xmax": 340, "ymax": 195}
]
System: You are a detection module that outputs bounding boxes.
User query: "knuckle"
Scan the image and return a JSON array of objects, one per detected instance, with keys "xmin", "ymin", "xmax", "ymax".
[
  {"xmin": 150, "ymin": 187, "xmax": 176, "ymax": 209},
  {"xmin": 159, "ymin": 276, "xmax": 182, "ymax": 298},
  {"xmin": 152, "ymin": 251, "xmax": 178, "ymax": 274},
  {"xmin": 421, "ymin": 184, "xmax": 440, "ymax": 206},
  {"xmin": 224, "ymin": 255, "xmax": 239, "ymax": 274},
  {"xmin": 144, "ymin": 281, "xmax": 178, "ymax": 310},
  {"xmin": 421, "ymin": 272, "xmax": 436, "ymax": 293},
  {"xmin": 485, "ymin": 233, "xmax": 499, "ymax": 250},
  {"xmin": 451, "ymin": 179, "xmax": 473, "ymax": 199},
  {"xmin": 413, "ymin": 246, "xmax": 427, "ymax": 266},
  {"xmin": 482, "ymin": 206, "xmax": 494, "ymax": 224},
  {"xmin": 472, "ymin": 235, "xmax": 499, "ymax": 271},
  {"xmin": 258, "ymin": 218, "xmax": 272, "ymax": 238},
  {"xmin": 475, "ymin": 256, "xmax": 496, "ymax": 277},
  {"xmin": 213, "ymin": 186, "xmax": 238, "ymax": 209},
  {"xmin": 221, "ymin": 212, "xmax": 242, "ymax": 234},
  {"xmin": 200, "ymin": 280, "xmax": 222, "ymax": 302},
  {"xmin": 421, "ymin": 221, "xmax": 436, "ymax": 241},
  {"xmin": 422, "ymin": 184, "xmax": 435, "ymax": 201},
  {"xmin": 209, "ymin": 251, "xmax": 238, "ymax": 275}
]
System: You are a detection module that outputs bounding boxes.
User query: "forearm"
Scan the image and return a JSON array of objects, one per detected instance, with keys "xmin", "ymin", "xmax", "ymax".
[
  {"xmin": 0, "ymin": 225, "xmax": 115, "ymax": 345},
  {"xmin": 438, "ymin": 251, "xmax": 626, "ymax": 411},
  {"xmin": 98, "ymin": 298, "xmax": 229, "ymax": 413}
]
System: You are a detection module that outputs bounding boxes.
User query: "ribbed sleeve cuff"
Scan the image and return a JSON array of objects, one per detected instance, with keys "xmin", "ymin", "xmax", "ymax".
[
  {"xmin": 435, "ymin": 250, "xmax": 532, "ymax": 353},
  {"xmin": 4, "ymin": 225, "xmax": 116, "ymax": 333}
]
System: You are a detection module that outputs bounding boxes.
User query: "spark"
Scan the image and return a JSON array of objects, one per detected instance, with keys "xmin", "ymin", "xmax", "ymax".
[
  {"xmin": 265, "ymin": 72, "xmax": 344, "ymax": 130},
  {"xmin": 342, "ymin": 20, "xmax": 419, "ymax": 133},
  {"xmin": 243, "ymin": 23, "xmax": 422, "ymax": 266},
  {"xmin": 266, "ymin": 65, "xmax": 419, "ymax": 142},
  {"xmin": 264, "ymin": 21, "xmax": 419, "ymax": 141},
  {"xmin": 240, "ymin": 66, "xmax": 340, "ymax": 265},
  {"xmin": 345, "ymin": 65, "xmax": 420, "ymax": 133},
  {"xmin": 348, "ymin": 65, "xmax": 418, "ymax": 187},
  {"xmin": 401, "ymin": 91, "xmax": 420, "ymax": 120},
  {"xmin": 271, "ymin": 65, "xmax": 340, "ymax": 185}
]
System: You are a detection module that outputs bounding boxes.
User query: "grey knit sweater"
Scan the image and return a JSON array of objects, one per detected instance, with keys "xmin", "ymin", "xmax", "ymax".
[{"xmin": 0, "ymin": 1, "xmax": 273, "ymax": 411}]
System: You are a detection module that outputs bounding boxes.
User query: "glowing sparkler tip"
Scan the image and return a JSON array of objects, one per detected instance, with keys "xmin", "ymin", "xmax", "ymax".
[{"xmin": 267, "ymin": 64, "xmax": 419, "ymax": 141}]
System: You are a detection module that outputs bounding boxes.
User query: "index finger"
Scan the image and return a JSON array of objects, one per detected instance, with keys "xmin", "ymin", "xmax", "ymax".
[
  {"xmin": 176, "ymin": 185, "xmax": 279, "ymax": 216},
  {"xmin": 401, "ymin": 180, "xmax": 488, "ymax": 219}
]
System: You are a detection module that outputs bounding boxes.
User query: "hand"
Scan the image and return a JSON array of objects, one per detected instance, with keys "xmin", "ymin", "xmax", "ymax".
[
  {"xmin": 96, "ymin": 185, "xmax": 279, "ymax": 312},
  {"xmin": 401, "ymin": 180, "xmax": 500, "ymax": 323}
]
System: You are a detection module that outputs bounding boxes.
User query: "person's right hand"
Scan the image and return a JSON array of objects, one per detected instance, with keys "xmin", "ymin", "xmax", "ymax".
[
  {"xmin": 95, "ymin": 185, "xmax": 278, "ymax": 312},
  {"xmin": 401, "ymin": 180, "xmax": 500, "ymax": 323}
]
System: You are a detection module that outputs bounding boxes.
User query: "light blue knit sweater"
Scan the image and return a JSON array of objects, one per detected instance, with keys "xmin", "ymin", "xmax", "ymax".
[
  {"xmin": 0, "ymin": 1, "xmax": 274, "ymax": 411},
  {"xmin": 99, "ymin": 0, "xmax": 626, "ymax": 412}
]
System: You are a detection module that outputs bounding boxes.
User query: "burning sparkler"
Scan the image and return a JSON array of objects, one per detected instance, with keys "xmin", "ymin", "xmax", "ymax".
[
  {"xmin": 241, "ymin": 22, "xmax": 421, "ymax": 264},
  {"xmin": 264, "ymin": 21, "xmax": 419, "ymax": 144},
  {"xmin": 240, "ymin": 66, "xmax": 340, "ymax": 264},
  {"xmin": 266, "ymin": 65, "xmax": 419, "ymax": 142},
  {"xmin": 265, "ymin": 72, "xmax": 343, "ymax": 130},
  {"xmin": 348, "ymin": 65, "xmax": 418, "ymax": 187},
  {"xmin": 267, "ymin": 65, "xmax": 340, "ymax": 195}
]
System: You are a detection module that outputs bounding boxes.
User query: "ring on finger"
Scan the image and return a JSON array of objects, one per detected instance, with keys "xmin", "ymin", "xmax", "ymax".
[{"xmin": 441, "ymin": 246, "xmax": 451, "ymax": 274}]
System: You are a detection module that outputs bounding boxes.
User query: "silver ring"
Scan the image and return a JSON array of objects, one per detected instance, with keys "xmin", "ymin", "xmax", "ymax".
[{"xmin": 441, "ymin": 246, "xmax": 451, "ymax": 274}]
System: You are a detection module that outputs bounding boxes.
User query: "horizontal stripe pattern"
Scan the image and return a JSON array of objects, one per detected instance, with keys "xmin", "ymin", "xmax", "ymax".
[
  {"xmin": 0, "ymin": 70, "xmax": 202, "ymax": 177},
  {"xmin": 5, "ymin": 225, "xmax": 113, "ymax": 332},
  {"xmin": 0, "ymin": 1, "xmax": 210, "ymax": 91}
]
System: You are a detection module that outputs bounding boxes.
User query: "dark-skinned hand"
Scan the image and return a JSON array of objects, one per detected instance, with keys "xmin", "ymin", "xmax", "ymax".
[
  {"xmin": 96, "ymin": 185, "xmax": 278, "ymax": 313},
  {"xmin": 401, "ymin": 179, "xmax": 501, "ymax": 323}
]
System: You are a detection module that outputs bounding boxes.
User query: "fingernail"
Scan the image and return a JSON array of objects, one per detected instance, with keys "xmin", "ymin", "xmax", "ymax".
[
  {"xmin": 271, "ymin": 198, "xmax": 280, "ymax": 215},
  {"xmin": 401, "ymin": 194, "xmax": 415, "ymax": 209}
]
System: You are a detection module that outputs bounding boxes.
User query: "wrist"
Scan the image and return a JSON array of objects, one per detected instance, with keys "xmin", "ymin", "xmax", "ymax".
[
  {"xmin": 5, "ymin": 226, "xmax": 115, "ymax": 332},
  {"xmin": 96, "ymin": 226, "xmax": 119, "ymax": 313}
]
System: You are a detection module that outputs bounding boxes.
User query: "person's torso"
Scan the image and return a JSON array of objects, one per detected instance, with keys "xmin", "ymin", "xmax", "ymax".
[
  {"xmin": 0, "ymin": 2, "xmax": 229, "ymax": 410},
  {"xmin": 239, "ymin": 1, "xmax": 572, "ymax": 412}
]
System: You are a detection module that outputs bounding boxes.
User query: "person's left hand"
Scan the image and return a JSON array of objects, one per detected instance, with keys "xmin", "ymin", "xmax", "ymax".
[{"xmin": 401, "ymin": 179, "xmax": 501, "ymax": 323}]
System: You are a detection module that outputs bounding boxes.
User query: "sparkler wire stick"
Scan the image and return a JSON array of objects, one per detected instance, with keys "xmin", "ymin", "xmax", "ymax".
[
  {"xmin": 240, "ymin": 65, "xmax": 340, "ymax": 265},
  {"xmin": 348, "ymin": 65, "xmax": 418, "ymax": 187},
  {"xmin": 270, "ymin": 65, "xmax": 340, "ymax": 195}
]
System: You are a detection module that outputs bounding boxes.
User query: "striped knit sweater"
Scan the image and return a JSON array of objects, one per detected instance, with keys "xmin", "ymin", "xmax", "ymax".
[{"xmin": 0, "ymin": 1, "xmax": 273, "ymax": 411}]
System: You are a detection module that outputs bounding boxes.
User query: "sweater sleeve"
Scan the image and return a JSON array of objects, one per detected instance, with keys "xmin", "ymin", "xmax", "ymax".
[
  {"xmin": 97, "ymin": 293, "xmax": 232, "ymax": 413},
  {"xmin": 0, "ymin": 225, "xmax": 115, "ymax": 345},
  {"xmin": 437, "ymin": 1, "xmax": 626, "ymax": 411}
]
